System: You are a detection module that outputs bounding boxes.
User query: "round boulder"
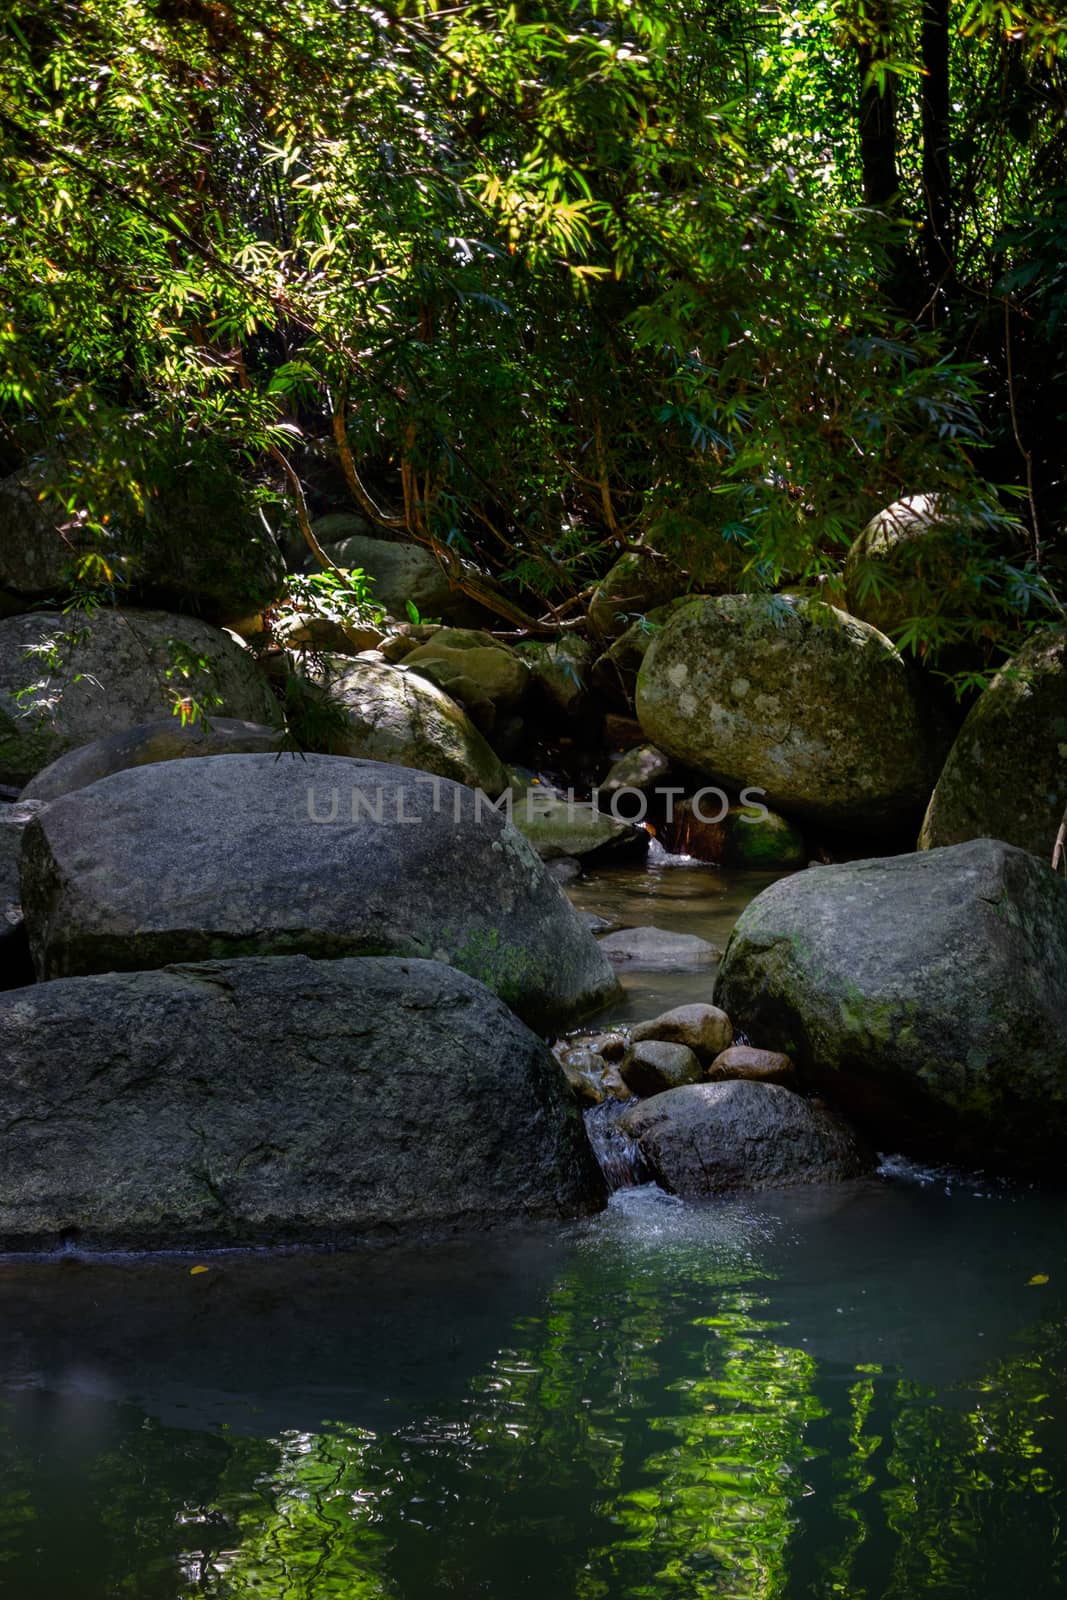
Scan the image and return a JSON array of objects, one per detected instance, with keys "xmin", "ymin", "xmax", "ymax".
[
  {"xmin": 919, "ymin": 625, "xmax": 1067, "ymax": 861},
  {"xmin": 715, "ymin": 838, "xmax": 1067, "ymax": 1172},
  {"xmin": 0, "ymin": 608, "xmax": 275, "ymax": 787},
  {"xmin": 623, "ymin": 1080, "xmax": 873, "ymax": 1194},
  {"xmin": 636, "ymin": 594, "xmax": 946, "ymax": 828},
  {"xmin": 320, "ymin": 532, "xmax": 476, "ymax": 623},
  {"xmin": 844, "ymin": 494, "xmax": 987, "ymax": 641},
  {"xmin": 18, "ymin": 754, "xmax": 619, "ymax": 1031}
]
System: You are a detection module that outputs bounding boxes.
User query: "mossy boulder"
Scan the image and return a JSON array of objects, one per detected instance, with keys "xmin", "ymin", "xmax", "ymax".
[
  {"xmin": 515, "ymin": 637, "xmax": 594, "ymax": 717},
  {"xmin": 636, "ymin": 594, "xmax": 947, "ymax": 828},
  {"xmin": 314, "ymin": 656, "xmax": 509, "ymax": 795},
  {"xmin": 588, "ymin": 551, "xmax": 687, "ymax": 640},
  {"xmin": 714, "ymin": 838, "xmax": 1067, "ymax": 1173},
  {"xmin": 670, "ymin": 799, "xmax": 806, "ymax": 869},
  {"xmin": 0, "ymin": 608, "xmax": 276, "ymax": 788},
  {"xmin": 0, "ymin": 955, "xmax": 605, "ymax": 1249},
  {"xmin": 511, "ymin": 791, "xmax": 645, "ymax": 863},
  {"xmin": 320, "ymin": 531, "xmax": 479, "ymax": 622},
  {"xmin": 19, "ymin": 753, "xmax": 620, "ymax": 1030},
  {"xmin": 402, "ymin": 629, "xmax": 527, "ymax": 731},
  {"xmin": 600, "ymin": 743, "xmax": 671, "ymax": 796},
  {"xmin": 919, "ymin": 626, "xmax": 1067, "ymax": 860}
]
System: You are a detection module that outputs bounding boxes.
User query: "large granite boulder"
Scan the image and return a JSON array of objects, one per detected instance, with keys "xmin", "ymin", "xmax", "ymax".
[
  {"xmin": 314, "ymin": 656, "xmax": 509, "ymax": 795},
  {"xmin": 715, "ymin": 839, "xmax": 1067, "ymax": 1172},
  {"xmin": 636, "ymin": 594, "xmax": 946, "ymax": 828},
  {"xmin": 919, "ymin": 626, "xmax": 1067, "ymax": 861},
  {"xmin": 0, "ymin": 955, "xmax": 606, "ymax": 1250},
  {"xmin": 21, "ymin": 717, "xmax": 282, "ymax": 802},
  {"xmin": 0, "ymin": 608, "xmax": 275, "ymax": 787},
  {"xmin": 19, "ymin": 754, "xmax": 619, "ymax": 1030},
  {"xmin": 623, "ymin": 1080, "xmax": 873, "ymax": 1194}
]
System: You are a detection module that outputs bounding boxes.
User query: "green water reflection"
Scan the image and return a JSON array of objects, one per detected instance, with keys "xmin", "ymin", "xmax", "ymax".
[{"xmin": 2, "ymin": 1184, "xmax": 1067, "ymax": 1599}]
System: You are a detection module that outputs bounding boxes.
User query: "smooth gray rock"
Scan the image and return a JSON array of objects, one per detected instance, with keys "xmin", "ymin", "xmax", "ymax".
[
  {"xmin": 919, "ymin": 625, "xmax": 1067, "ymax": 861},
  {"xmin": 715, "ymin": 839, "xmax": 1067, "ymax": 1172},
  {"xmin": 0, "ymin": 955, "xmax": 606, "ymax": 1250},
  {"xmin": 0, "ymin": 608, "xmax": 275, "ymax": 787},
  {"xmin": 624, "ymin": 1080, "xmax": 874, "ymax": 1194},
  {"xmin": 597, "ymin": 925, "xmax": 720, "ymax": 970},
  {"xmin": 21, "ymin": 717, "xmax": 282, "ymax": 802},
  {"xmin": 636, "ymin": 594, "xmax": 947, "ymax": 827},
  {"xmin": 19, "ymin": 754, "xmax": 619, "ymax": 1030},
  {"xmin": 620, "ymin": 1039, "xmax": 702, "ymax": 1097}
]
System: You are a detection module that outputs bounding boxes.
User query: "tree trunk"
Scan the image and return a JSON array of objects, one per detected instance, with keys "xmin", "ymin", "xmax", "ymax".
[
  {"xmin": 921, "ymin": 0, "xmax": 955, "ymax": 318},
  {"xmin": 857, "ymin": 36, "xmax": 895, "ymax": 209}
]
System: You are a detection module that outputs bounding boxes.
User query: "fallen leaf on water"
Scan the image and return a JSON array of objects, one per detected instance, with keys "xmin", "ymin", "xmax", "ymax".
[
  {"xmin": 1028, "ymin": 1273, "xmax": 1050, "ymax": 1285},
  {"xmin": 190, "ymin": 1265, "xmax": 210, "ymax": 1276}
]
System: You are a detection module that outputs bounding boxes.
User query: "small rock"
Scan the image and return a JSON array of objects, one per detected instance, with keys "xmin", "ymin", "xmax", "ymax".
[
  {"xmin": 555, "ymin": 1045, "xmax": 608, "ymax": 1106},
  {"xmin": 706, "ymin": 1045, "xmax": 795, "ymax": 1086},
  {"xmin": 598, "ymin": 927, "xmax": 720, "ymax": 970},
  {"xmin": 600, "ymin": 1063, "xmax": 633, "ymax": 1101},
  {"xmin": 600, "ymin": 743, "xmax": 671, "ymax": 796},
  {"xmin": 621, "ymin": 1040, "xmax": 702, "ymax": 1097},
  {"xmin": 584, "ymin": 1030, "xmax": 628, "ymax": 1061},
  {"xmin": 631, "ymin": 1002, "xmax": 733, "ymax": 1061},
  {"xmin": 546, "ymin": 857, "xmax": 582, "ymax": 885}
]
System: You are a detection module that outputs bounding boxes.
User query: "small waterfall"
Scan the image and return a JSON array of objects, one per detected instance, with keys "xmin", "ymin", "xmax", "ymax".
[
  {"xmin": 646, "ymin": 835, "xmax": 707, "ymax": 869},
  {"xmin": 583, "ymin": 1099, "xmax": 651, "ymax": 1190}
]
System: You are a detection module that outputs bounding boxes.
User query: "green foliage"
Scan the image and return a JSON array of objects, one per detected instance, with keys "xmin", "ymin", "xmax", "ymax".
[
  {"xmin": 276, "ymin": 568, "xmax": 386, "ymax": 636},
  {"xmin": 0, "ymin": 0, "xmax": 1063, "ymax": 672}
]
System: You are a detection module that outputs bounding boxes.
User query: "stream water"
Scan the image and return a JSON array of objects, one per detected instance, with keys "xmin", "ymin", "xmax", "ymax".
[{"xmin": 3, "ymin": 857, "xmax": 1067, "ymax": 1599}]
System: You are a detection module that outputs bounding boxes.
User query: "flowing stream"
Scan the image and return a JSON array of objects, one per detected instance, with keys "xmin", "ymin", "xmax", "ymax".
[{"xmin": 4, "ymin": 855, "xmax": 1067, "ymax": 1598}]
